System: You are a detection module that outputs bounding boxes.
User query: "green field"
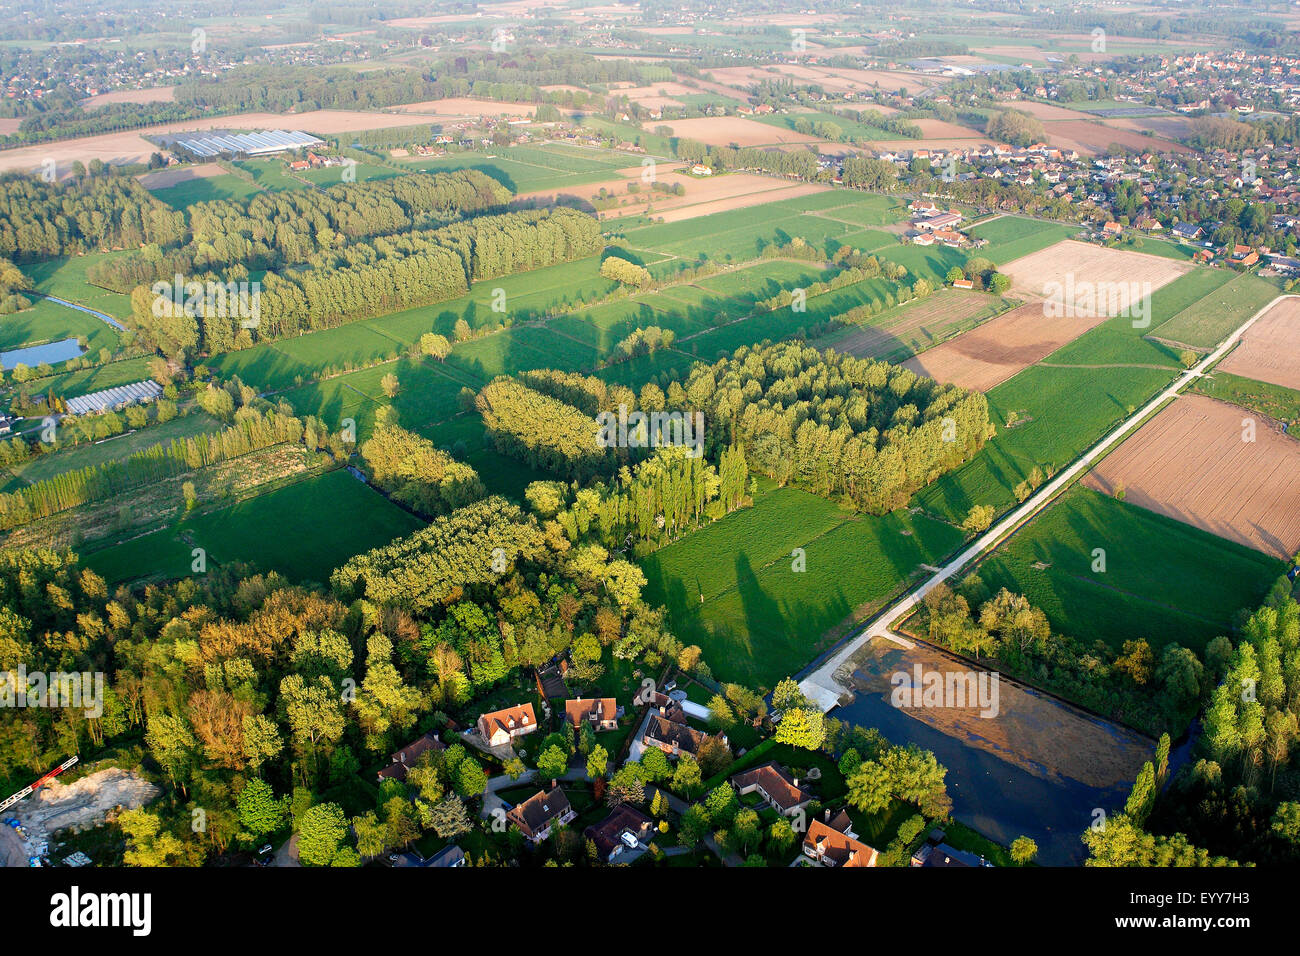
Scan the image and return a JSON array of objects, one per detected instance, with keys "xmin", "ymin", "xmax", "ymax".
[
  {"xmin": 751, "ymin": 110, "xmax": 896, "ymax": 142},
  {"xmin": 968, "ymin": 216, "xmax": 1081, "ymax": 264},
  {"xmin": 972, "ymin": 487, "xmax": 1284, "ymax": 653},
  {"xmin": 914, "ymin": 364, "xmax": 1176, "ymax": 522},
  {"xmin": 148, "ymin": 172, "xmax": 263, "ymax": 208},
  {"xmin": 83, "ymin": 469, "xmax": 423, "ymax": 585},
  {"xmin": 642, "ymin": 484, "xmax": 965, "ymax": 688},
  {"xmin": 405, "ymin": 143, "xmax": 629, "ymax": 193},
  {"xmin": 1150, "ymin": 271, "xmax": 1280, "ymax": 348},
  {"xmin": 1194, "ymin": 369, "xmax": 1300, "ymax": 429},
  {"xmin": 24, "ymin": 253, "xmax": 134, "ymax": 321}
]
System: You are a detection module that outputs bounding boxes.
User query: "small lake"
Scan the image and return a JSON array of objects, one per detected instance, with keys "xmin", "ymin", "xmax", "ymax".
[
  {"xmin": 0, "ymin": 337, "xmax": 82, "ymax": 370},
  {"xmin": 832, "ymin": 639, "xmax": 1155, "ymax": 866}
]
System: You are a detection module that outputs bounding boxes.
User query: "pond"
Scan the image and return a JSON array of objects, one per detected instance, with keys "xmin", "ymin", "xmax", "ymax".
[
  {"xmin": 831, "ymin": 638, "xmax": 1155, "ymax": 865},
  {"xmin": 0, "ymin": 337, "xmax": 83, "ymax": 370}
]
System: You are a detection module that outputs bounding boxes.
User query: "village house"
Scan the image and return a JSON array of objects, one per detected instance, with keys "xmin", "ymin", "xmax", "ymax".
[
  {"xmin": 376, "ymin": 731, "xmax": 445, "ymax": 783},
  {"xmin": 476, "ymin": 703, "xmax": 538, "ymax": 747},
  {"xmin": 802, "ymin": 819, "xmax": 879, "ymax": 867},
  {"xmin": 1228, "ymin": 244, "xmax": 1259, "ymax": 267},
  {"xmin": 642, "ymin": 713, "xmax": 711, "ymax": 759},
  {"xmin": 584, "ymin": 805, "xmax": 655, "ymax": 862},
  {"xmin": 730, "ymin": 762, "xmax": 812, "ymax": 817},
  {"xmin": 911, "ymin": 829, "xmax": 991, "ymax": 867},
  {"xmin": 506, "ymin": 786, "xmax": 576, "ymax": 844},
  {"xmin": 565, "ymin": 697, "xmax": 620, "ymax": 732}
]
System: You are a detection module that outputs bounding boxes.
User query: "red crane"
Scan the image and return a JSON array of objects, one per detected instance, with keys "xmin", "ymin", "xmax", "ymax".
[{"xmin": 0, "ymin": 756, "xmax": 79, "ymax": 815}]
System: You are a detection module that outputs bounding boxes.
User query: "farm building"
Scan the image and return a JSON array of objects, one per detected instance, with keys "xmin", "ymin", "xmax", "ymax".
[{"xmin": 65, "ymin": 380, "xmax": 163, "ymax": 416}]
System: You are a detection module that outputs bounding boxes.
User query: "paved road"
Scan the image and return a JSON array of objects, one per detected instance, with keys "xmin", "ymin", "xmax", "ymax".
[{"xmin": 800, "ymin": 293, "xmax": 1294, "ymax": 711}]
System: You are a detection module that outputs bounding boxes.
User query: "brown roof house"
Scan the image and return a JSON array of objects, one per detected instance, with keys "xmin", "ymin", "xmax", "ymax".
[
  {"xmin": 802, "ymin": 819, "xmax": 879, "ymax": 867},
  {"xmin": 565, "ymin": 697, "xmax": 620, "ymax": 732},
  {"xmin": 730, "ymin": 762, "xmax": 813, "ymax": 817},
  {"xmin": 376, "ymin": 732, "xmax": 445, "ymax": 783},
  {"xmin": 506, "ymin": 786, "xmax": 576, "ymax": 844},
  {"xmin": 477, "ymin": 703, "xmax": 538, "ymax": 748},
  {"xmin": 642, "ymin": 714, "xmax": 715, "ymax": 760},
  {"xmin": 584, "ymin": 805, "xmax": 655, "ymax": 863}
]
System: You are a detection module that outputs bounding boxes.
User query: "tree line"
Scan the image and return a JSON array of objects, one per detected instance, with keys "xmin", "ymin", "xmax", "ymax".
[
  {"xmin": 87, "ymin": 169, "xmax": 512, "ymax": 292},
  {"xmin": 128, "ymin": 207, "xmax": 604, "ymax": 355}
]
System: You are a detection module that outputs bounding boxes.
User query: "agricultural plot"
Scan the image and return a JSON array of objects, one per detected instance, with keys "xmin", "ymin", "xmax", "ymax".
[
  {"xmin": 548, "ymin": 296, "xmax": 706, "ymax": 351},
  {"xmin": 594, "ymin": 348, "xmax": 700, "ymax": 391},
  {"xmin": 974, "ymin": 487, "xmax": 1283, "ymax": 653},
  {"xmin": 642, "ymin": 485, "xmax": 965, "ymax": 688},
  {"xmin": 1194, "ymin": 370, "xmax": 1300, "ymax": 430},
  {"xmin": 1083, "ymin": 394, "xmax": 1300, "ymax": 559},
  {"xmin": 24, "ymin": 253, "xmax": 134, "ymax": 322},
  {"xmin": 999, "ymin": 239, "xmax": 1191, "ymax": 306},
  {"xmin": 680, "ymin": 275, "xmax": 905, "ymax": 358},
  {"xmin": 750, "ymin": 109, "xmax": 897, "ymax": 142},
  {"xmin": 622, "ymin": 190, "xmax": 873, "ymax": 262},
  {"xmin": 1215, "ymin": 295, "xmax": 1300, "ymax": 391},
  {"xmin": 444, "ymin": 325, "xmax": 599, "ymax": 382},
  {"xmin": 905, "ymin": 241, "xmax": 1192, "ymax": 390},
  {"xmin": 298, "ymin": 162, "xmax": 402, "ymax": 187},
  {"xmin": 968, "ymin": 217, "xmax": 1080, "ymax": 264},
  {"xmin": 1042, "ymin": 267, "xmax": 1234, "ymax": 369},
  {"xmin": 820, "ymin": 289, "xmax": 1015, "ymax": 363},
  {"xmin": 37, "ymin": 356, "xmax": 156, "ymax": 401},
  {"xmin": 914, "ymin": 364, "xmax": 1176, "ymax": 522},
  {"xmin": 406, "ymin": 143, "xmax": 629, "ymax": 194},
  {"xmin": 902, "ymin": 302, "xmax": 1106, "ymax": 392},
  {"xmin": 1150, "ymin": 271, "xmax": 1281, "ymax": 349},
  {"xmin": 84, "ymin": 469, "xmax": 424, "ymax": 586},
  {"xmin": 148, "ymin": 173, "xmax": 263, "ymax": 208}
]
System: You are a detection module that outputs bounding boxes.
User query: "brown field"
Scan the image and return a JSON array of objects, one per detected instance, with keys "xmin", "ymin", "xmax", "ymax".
[
  {"xmin": 0, "ymin": 109, "xmax": 444, "ymax": 176},
  {"xmin": 994, "ymin": 100, "xmax": 1095, "ymax": 121},
  {"xmin": 0, "ymin": 118, "xmax": 20, "ymax": 135},
  {"xmin": 652, "ymin": 181, "xmax": 828, "ymax": 222},
  {"xmin": 832, "ymin": 289, "xmax": 1008, "ymax": 362},
  {"xmin": 1040, "ymin": 119, "xmax": 1191, "ymax": 156},
  {"xmin": 135, "ymin": 163, "xmax": 225, "ymax": 189},
  {"xmin": 649, "ymin": 116, "xmax": 822, "ymax": 147},
  {"xmin": 1084, "ymin": 394, "xmax": 1300, "ymax": 559},
  {"xmin": 1000, "ymin": 239, "xmax": 1191, "ymax": 304},
  {"xmin": 1105, "ymin": 114, "xmax": 1197, "ymax": 141},
  {"xmin": 1217, "ymin": 297, "xmax": 1300, "ymax": 391},
  {"xmin": 901, "ymin": 301, "xmax": 1104, "ymax": 391},
  {"xmin": 81, "ymin": 87, "xmax": 175, "ymax": 108},
  {"xmin": 909, "ymin": 118, "xmax": 986, "ymax": 139}
]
